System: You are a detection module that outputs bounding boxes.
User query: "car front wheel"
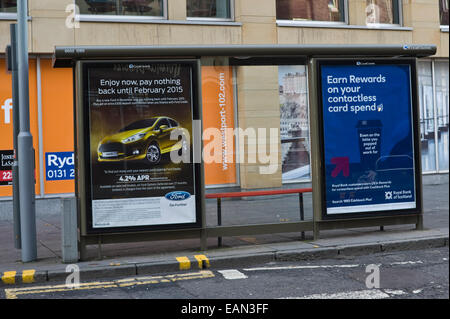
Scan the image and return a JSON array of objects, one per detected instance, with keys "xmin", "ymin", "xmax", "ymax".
[{"xmin": 146, "ymin": 143, "xmax": 161, "ymax": 164}]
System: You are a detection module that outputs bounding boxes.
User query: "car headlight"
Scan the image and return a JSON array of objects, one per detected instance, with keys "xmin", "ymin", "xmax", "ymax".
[{"xmin": 122, "ymin": 133, "xmax": 146, "ymax": 144}]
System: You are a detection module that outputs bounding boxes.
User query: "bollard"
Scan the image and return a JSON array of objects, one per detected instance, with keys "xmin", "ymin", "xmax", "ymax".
[{"xmin": 62, "ymin": 197, "xmax": 78, "ymax": 263}]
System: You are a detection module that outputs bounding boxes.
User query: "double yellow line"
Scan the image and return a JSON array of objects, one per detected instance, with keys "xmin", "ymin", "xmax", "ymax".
[
  {"xmin": 2, "ymin": 254, "xmax": 211, "ymax": 298},
  {"xmin": 4, "ymin": 270, "xmax": 215, "ymax": 299}
]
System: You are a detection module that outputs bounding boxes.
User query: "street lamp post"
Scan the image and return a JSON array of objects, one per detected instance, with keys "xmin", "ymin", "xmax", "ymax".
[{"xmin": 17, "ymin": 0, "xmax": 37, "ymax": 262}]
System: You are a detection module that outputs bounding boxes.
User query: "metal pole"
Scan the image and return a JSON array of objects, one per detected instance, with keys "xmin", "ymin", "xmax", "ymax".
[
  {"xmin": 217, "ymin": 198, "xmax": 222, "ymax": 247},
  {"xmin": 17, "ymin": 0, "xmax": 37, "ymax": 262},
  {"xmin": 299, "ymin": 193, "xmax": 305, "ymax": 240},
  {"xmin": 10, "ymin": 24, "xmax": 21, "ymax": 250},
  {"xmin": 416, "ymin": 215, "xmax": 424, "ymax": 231}
]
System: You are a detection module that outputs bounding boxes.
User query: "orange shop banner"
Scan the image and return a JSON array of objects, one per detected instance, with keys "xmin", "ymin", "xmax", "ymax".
[
  {"xmin": 40, "ymin": 59, "xmax": 74, "ymax": 195},
  {"xmin": 0, "ymin": 59, "xmax": 41, "ymax": 197}
]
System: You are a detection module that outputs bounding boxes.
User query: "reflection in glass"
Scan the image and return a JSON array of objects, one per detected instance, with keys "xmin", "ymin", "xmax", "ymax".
[
  {"xmin": 418, "ymin": 61, "xmax": 436, "ymax": 172},
  {"xmin": 187, "ymin": 0, "xmax": 231, "ymax": 19},
  {"xmin": 435, "ymin": 61, "xmax": 449, "ymax": 171},
  {"xmin": 278, "ymin": 66, "xmax": 311, "ymax": 181},
  {"xmin": 440, "ymin": 0, "xmax": 449, "ymax": 26},
  {"xmin": 0, "ymin": 0, "xmax": 16, "ymax": 13},
  {"xmin": 276, "ymin": 0, "xmax": 345, "ymax": 23},
  {"xmin": 76, "ymin": 0, "xmax": 164, "ymax": 17},
  {"xmin": 365, "ymin": 0, "xmax": 399, "ymax": 25}
]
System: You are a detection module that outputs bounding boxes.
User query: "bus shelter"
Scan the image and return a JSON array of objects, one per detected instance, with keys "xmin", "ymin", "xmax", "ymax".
[{"xmin": 53, "ymin": 44, "xmax": 436, "ymax": 260}]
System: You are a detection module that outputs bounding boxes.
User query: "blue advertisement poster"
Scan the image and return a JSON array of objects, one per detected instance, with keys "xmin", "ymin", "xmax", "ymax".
[
  {"xmin": 45, "ymin": 152, "xmax": 75, "ymax": 181},
  {"xmin": 320, "ymin": 61, "xmax": 417, "ymax": 215}
]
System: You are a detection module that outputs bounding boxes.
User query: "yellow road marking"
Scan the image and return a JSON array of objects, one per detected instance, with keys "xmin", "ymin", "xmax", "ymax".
[
  {"xmin": 22, "ymin": 270, "xmax": 35, "ymax": 284},
  {"xmin": 194, "ymin": 255, "xmax": 210, "ymax": 269},
  {"xmin": 2, "ymin": 271, "xmax": 16, "ymax": 285},
  {"xmin": 109, "ymin": 262, "xmax": 121, "ymax": 266},
  {"xmin": 176, "ymin": 256, "xmax": 191, "ymax": 270},
  {"xmin": 4, "ymin": 270, "xmax": 214, "ymax": 299}
]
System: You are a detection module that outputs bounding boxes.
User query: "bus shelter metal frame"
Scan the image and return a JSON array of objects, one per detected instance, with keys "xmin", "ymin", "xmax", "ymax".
[{"xmin": 53, "ymin": 44, "xmax": 436, "ymax": 261}]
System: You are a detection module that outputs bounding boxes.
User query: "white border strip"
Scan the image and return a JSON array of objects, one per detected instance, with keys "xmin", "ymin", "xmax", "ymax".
[
  {"xmin": 36, "ymin": 57, "xmax": 45, "ymax": 197},
  {"xmin": 327, "ymin": 202, "xmax": 416, "ymax": 214}
]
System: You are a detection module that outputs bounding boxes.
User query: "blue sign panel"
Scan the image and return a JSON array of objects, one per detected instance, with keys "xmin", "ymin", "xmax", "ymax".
[
  {"xmin": 319, "ymin": 61, "xmax": 417, "ymax": 216},
  {"xmin": 45, "ymin": 152, "xmax": 75, "ymax": 181}
]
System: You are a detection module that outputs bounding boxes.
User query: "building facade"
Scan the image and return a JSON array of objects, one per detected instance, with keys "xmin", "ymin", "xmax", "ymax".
[{"xmin": 0, "ymin": 0, "xmax": 448, "ymax": 200}]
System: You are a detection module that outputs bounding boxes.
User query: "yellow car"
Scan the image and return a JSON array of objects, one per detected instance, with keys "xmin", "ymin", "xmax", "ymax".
[{"xmin": 97, "ymin": 116, "xmax": 187, "ymax": 164}]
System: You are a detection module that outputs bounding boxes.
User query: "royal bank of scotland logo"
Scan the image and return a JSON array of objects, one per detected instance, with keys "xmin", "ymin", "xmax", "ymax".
[{"xmin": 385, "ymin": 191, "xmax": 393, "ymax": 200}]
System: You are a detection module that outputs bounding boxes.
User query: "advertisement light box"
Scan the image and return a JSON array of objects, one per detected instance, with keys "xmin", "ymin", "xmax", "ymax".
[
  {"xmin": 78, "ymin": 60, "xmax": 203, "ymax": 234},
  {"xmin": 316, "ymin": 59, "xmax": 422, "ymax": 219}
]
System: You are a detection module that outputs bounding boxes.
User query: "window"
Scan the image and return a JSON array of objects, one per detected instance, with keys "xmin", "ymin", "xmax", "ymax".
[
  {"xmin": 154, "ymin": 118, "xmax": 170, "ymax": 130},
  {"xmin": 0, "ymin": 0, "xmax": 16, "ymax": 14},
  {"xmin": 279, "ymin": 65, "xmax": 311, "ymax": 182},
  {"xmin": 418, "ymin": 60, "xmax": 449, "ymax": 173},
  {"xmin": 168, "ymin": 119, "xmax": 178, "ymax": 127},
  {"xmin": 435, "ymin": 61, "xmax": 449, "ymax": 171},
  {"xmin": 76, "ymin": 0, "xmax": 165, "ymax": 17},
  {"xmin": 418, "ymin": 61, "xmax": 436, "ymax": 172},
  {"xmin": 276, "ymin": 0, "xmax": 346, "ymax": 23},
  {"xmin": 187, "ymin": 0, "xmax": 232, "ymax": 20},
  {"xmin": 440, "ymin": 0, "xmax": 449, "ymax": 26},
  {"xmin": 365, "ymin": 0, "xmax": 401, "ymax": 26}
]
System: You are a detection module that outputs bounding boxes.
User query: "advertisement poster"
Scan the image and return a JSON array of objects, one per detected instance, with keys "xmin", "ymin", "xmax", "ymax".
[
  {"xmin": 45, "ymin": 152, "xmax": 74, "ymax": 181},
  {"xmin": 319, "ymin": 60, "xmax": 417, "ymax": 216},
  {"xmin": 85, "ymin": 61, "xmax": 198, "ymax": 230},
  {"xmin": 0, "ymin": 59, "xmax": 14, "ymax": 191},
  {"xmin": 201, "ymin": 66, "xmax": 237, "ymax": 185},
  {"xmin": 0, "ymin": 150, "xmax": 13, "ymax": 186}
]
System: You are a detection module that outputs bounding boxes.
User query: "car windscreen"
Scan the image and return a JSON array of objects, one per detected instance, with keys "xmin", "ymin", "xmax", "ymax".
[
  {"xmin": 168, "ymin": 119, "xmax": 179, "ymax": 127},
  {"xmin": 119, "ymin": 119, "xmax": 157, "ymax": 132}
]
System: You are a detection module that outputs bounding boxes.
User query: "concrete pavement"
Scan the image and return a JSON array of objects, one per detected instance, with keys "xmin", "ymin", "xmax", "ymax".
[{"xmin": 0, "ymin": 179, "xmax": 448, "ymax": 287}]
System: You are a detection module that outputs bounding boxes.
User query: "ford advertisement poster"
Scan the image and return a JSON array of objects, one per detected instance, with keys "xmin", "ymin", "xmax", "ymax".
[{"xmin": 82, "ymin": 60, "xmax": 201, "ymax": 233}]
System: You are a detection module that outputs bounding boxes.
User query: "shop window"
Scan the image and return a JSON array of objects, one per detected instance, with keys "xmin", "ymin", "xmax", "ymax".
[
  {"xmin": 276, "ymin": 0, "xmax": 346, "ymax": 23},
  {"xmin": 76, "ymin": 0, "xmax": 165, "ymax": 17},
  {"xmin": 187, "ymin": 0, "xmax": 232, "ymax": 20},
  {"xmin": 440, "ymin": 0, "xmax": 449, "ymax": 26},
  {"xmin": 0, "ymin": 0, "xmax": 16, "ymax": 13},
  {"xmin": 365, "ymin": 0, "xmax": 401, "ymax": 26}
]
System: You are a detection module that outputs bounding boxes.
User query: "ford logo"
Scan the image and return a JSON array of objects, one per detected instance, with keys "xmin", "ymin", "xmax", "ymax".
[{"xmin": 165, "ymin": 191, "xmax": 191, "ymax": 201}]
